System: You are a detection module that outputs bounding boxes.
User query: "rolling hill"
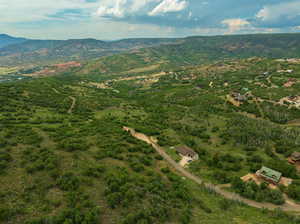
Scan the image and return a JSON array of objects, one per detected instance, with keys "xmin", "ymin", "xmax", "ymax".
[
  {"xmin": 0, "ymin": 36, "xmax": 179, "ymax": 66},
  {"xmin": 0, "ymin": 34, "xmax": 27, "ymax": 48},
  {"xmin": 78, "ymin": 33, "xmax": 300, "ymax": 76},
  {"xmin": 2, "ymin": 55, "xmax": 300, "ymax": 223},
  {"xmin": 1, "ymin": 33, "xmax": 300, "ymax": 68},
  {"xmin": 2, "ymin": 32, "xmax": 300, "ymax": 223}
]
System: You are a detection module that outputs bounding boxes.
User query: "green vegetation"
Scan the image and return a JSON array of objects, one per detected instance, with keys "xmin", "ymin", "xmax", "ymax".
[
  {"xmin": 1, "ymin": 35, "xmax": 300, "ymax": 223},
  {"xmin": 286, "ymin": 180, "xmax": 300, "ymax": 202},
  {"xmin": 232, "ymin": 178, "xmax": 285, "ymax": 205}
]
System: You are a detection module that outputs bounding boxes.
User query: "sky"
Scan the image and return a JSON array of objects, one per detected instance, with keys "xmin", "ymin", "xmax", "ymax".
[{"xmin": 0, "ymin": 0, "xmax": 300, "ymax": 40}]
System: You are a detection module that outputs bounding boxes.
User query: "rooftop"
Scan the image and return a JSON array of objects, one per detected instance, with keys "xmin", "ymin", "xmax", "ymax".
[
  {"xmin": 175, "ymin": 146, "xmax": 197, "ymax": 157},
  {"xmin": 258, "ymin": 166, "xmax": 282, "ymax": 183}
]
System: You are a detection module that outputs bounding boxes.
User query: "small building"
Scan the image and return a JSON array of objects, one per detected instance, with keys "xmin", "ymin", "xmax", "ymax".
[
  {"xmin": 231, "ymin": 92, "xmax": 247, "ymax": 102},
  {"xmin": 289, "ymin": 152, "xmax": 300, "ymax": 164},
  {"xmin": 175, "ymin": 146, "xmax": 199, "ymax": 160},
  {"xmin": 256, "ymin": 166, "xmax": 282, "ymax": 185}
]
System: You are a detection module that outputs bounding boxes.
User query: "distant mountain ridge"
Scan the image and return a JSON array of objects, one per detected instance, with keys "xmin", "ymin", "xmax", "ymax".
[
  {"xmin": 0, "ymin": 34, "xmax": 179, "ymax": 66},
  {"xmin": 79, "ymin": 33, "xmax": 300, "ymax": 75},
  {"xmin": 1, "ymin": 33, "xmax": 300, "ymax": 67},
  {"xmin": 0, "ymin": 34, "xmax": 27, "ymax": 48}
]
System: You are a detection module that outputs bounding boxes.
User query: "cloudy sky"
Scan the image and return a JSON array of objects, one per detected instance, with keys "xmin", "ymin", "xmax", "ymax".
[{"xmin": 0, "ymin": 0, "xmax": 300, "ymax": 40}]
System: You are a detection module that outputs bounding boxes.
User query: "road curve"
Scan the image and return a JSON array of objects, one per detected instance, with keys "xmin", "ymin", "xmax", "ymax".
[
  {"xmin": 123, "ymin": 126, "xmax": 300, "ymax": 212},
  {"xmin": 68, "ymin": 96, "xmax": 76, "ymax": 114}
]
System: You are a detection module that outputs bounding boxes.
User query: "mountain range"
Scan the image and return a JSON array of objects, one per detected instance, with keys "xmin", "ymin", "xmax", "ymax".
[
  {"xmin": 0, "ymin": 35, "xmax": 179, "ymax": 66},
  {"xmin": 0, "ymin": 34, "xmax": 27, "ymax": 48},
  {"xmin": 1, "ymin": 33, "xmax": 300, "ymax": 68}
]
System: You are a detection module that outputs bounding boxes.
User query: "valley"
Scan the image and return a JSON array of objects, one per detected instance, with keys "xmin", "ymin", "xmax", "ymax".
[{"xmin": 1, "ymin": 34, "xmax": 300, "ymax": 224}]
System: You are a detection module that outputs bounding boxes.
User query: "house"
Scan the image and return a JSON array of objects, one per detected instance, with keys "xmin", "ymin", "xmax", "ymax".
[
  {"xmin": 175, "ymin": 146, "xmax": 199, "ymax": 160},
  {"xmin": 256, "ymin": 166, "xmax": 282, "ymax": 185},
  {"xmin": 231, "ymin": 92, "xmax": 247, "ymax": 102},
  {"xmin": 277, "ymin": 69, "xmax": 294, "ymax": 73},
  {"xmin": 289, "ymin": 152, "xmax": 300, "ymax": 164}
]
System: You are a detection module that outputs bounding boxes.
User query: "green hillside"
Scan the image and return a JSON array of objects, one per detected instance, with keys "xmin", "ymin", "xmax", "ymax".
[
  {"xmin": 78, "ymin": 33, "xmax": 300, "ymax": 76},
  {"xmin": 2, "ymin": 33, "xmax": 300, "ymax": 67},
  {"xmin": 0, "ymin": 37, "xmax": 179, "ymax": 66},
  {"xmin": 2, "ymin": 55, "xmax": 300, "ymax": 223},
  {"xmin": 2, "ymin": 33, "xmax": 300, "ymax": 223}
]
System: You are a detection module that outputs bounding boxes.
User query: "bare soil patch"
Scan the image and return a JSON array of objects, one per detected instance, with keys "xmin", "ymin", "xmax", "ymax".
[
  {"xmin": 179, "ymin": 156, "xmax": 191, "ymax": 167},
  {"xmin": 241, "ymin": 173, "xmax": 292, "ymax": 189},
  {"xmin": 226, "ymin": 95, "xmax": 241, "ymax": 107}
]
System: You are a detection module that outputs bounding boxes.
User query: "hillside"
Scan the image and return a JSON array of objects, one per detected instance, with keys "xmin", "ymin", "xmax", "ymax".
[
  {"xmin": 2, "ymin": 53, "xmax": 300, "ymax": 223},
  {"xmin": 0, "ymin": 34, "xmax": 27, "ymax": 48},
  {"xmin": 0, "ymin": 36, "xmax": 179, "ymax": 66},
  {"xmin": 2, "ymin": 33, "xmax": 300, "ymax": 68},
  {"xmin": 79, "ymin": 33, "xmax": 300, "ymax": 76}
]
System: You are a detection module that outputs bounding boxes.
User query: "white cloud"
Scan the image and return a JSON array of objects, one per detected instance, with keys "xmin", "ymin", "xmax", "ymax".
[
  {"xmin": 95, "ymin": 0, "xmax": 159, "ymax": 18},
  {"xmin": 130, "ymin": 0, "xmax": 158, "ymax": 12},
  {"xmin": 96, "ymin": 0, "xmax": 127, "ymax": 18},
  {"xmin": 149, "ymin": 0, "xmax": 188, "ymax": 16},
  {"xmin": 96, "ymin": 0, "xmax": 187, "ymax": 18},
  {"xmin": 222, "ymin": 18, "xmax": 250, "ymax": 34},
  {"xmin": 256, "ymin": 1, "xmax": 300, "ymax": 22}
]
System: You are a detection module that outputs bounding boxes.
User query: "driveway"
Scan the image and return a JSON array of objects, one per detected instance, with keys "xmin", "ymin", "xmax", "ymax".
[{"xmin": 123, "ymin": 126, "xmax": 300, "ymax": 212}]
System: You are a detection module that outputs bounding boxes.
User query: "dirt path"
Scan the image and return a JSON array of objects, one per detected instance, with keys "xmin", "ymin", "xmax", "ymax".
[
  {"xmin": 52, "ymin": 88, "xmax": 76, "ymax": 114},
  {"xmin": 68, "ymin": 96, "xmax": 76, "ymax": 114},
  {"xmin": 52, "ymin": 88, "xmax": 60, "ymax": 94},
  {"xmin": 123, "ymin": 126, "xmax": 300, "ymax": 212}
]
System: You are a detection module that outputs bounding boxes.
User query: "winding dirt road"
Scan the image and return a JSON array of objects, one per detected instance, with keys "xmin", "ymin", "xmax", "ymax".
[
  {"xmin": 123, "ymin": 126, "xmax": 300, "ymax": 212},
  {"xmin": 68, "ymin": 96, "xmax": 76, "ymax": 114}
]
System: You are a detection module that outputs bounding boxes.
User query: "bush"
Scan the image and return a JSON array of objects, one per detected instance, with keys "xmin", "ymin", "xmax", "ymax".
[
  {"xmin": 0, "ymin": 149, "xmax": 11, "ymax": 174},
  {"xmin": 231, "ymin": 177, "xmax": 285, "ymax": 205},
  {"xmin": 213, "ymin": 171, "xmax": 231, "ymax": 184},
  {"xmin": 82, "ymin": 165, "xmax": 105, "ymax": 178},
  {"xmin": 58, "ymin": 138, "xmax": 88, "ymax": 152},
  {"xmin": 219, "ymin": 199, "xmax": 232, "ymax": 211},
  {"xmin": 21, "ymin": 148, "xmax": 58, "ymax": 174},
  {"xmin": 57, "ymin": 173, "xmax": 80, "ymax": 191},
  {"xmin": 25, "ymin": 207, "xmax": 100, "ymax": 224},
  {"xmin": 286, "ymin": 182, "xmax": 300, "ymax": 201}
]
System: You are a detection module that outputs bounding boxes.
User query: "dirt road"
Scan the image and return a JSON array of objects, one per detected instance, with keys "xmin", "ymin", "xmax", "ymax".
[
  {"xmin": 123, "ymin": 126, "xmax": 300, "ymax": 212},
  {"xmin": 68, "ymin": 96, "xmax": 76, "ymax": 114}
]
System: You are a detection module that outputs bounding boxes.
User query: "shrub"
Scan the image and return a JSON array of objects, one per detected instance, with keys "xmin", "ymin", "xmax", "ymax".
[{"xmin": 57, "ymin": 173, "xmax": 80, "ymax": 191}]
